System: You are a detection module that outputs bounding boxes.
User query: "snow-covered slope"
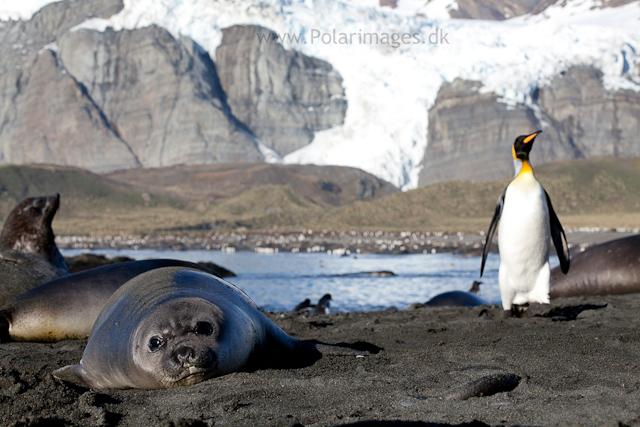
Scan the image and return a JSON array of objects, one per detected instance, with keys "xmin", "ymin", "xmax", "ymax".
[{"xmin": 2, "ymin": 0, "xmax": 640, "ymax": 189}]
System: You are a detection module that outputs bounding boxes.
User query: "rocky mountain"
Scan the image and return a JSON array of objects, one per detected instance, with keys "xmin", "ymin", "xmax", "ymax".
[
  {"xmin": 0, "ymin": 0, "xmax": 138, "ymax": 172},
  {"xmin": 0, "ymin": 0, "xmax": 346, "ymax": 172},
  {"xmin": 0, "ymin": 0, "xmax": 639, "ymax": 189},
  {"xmin": 445, "ymin": 0, "xmax": 637, "ymax": 20},
  {"xmin": 216, "ymin": 25, "xmax": 347, "ymax": 156},
  {"xmin": 419, "ymin": 67, "xmax": 640, "ymax": 184}
]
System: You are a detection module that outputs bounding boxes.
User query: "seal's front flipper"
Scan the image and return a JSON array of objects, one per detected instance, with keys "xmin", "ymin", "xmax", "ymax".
[{"xmin": 53, "ymin": 364, "xmax": 101, "ymax": 389}]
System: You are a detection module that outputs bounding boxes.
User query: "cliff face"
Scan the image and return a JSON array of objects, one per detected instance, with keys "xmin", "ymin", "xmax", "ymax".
[
  {"xmin": 0, "ymin": 0, "xmax": 638, "ymax": 187},
  {"xmin": 418, "ymin": 68, "xmax": 640, "ymax": 185},
  {"xmin": 0, "ymin": 1, "xmax": 346, "ymax": 172},
  {"xmin": 419, "ymin": 79, "xmax": 543, "ymax": 183},
  {"xmin": 57, "ymin": 26, "xmax": 262, "ymax": 168},
  {"xmin": 0, "ymin": 0, "xmax": 139, "ymax": 172},
  {"xmin": 448, "ymin": 0, "xmax": 637, "ymax": 20},
  {"xmin": 449, "ymin": 0, "xmax": 549, "ymax": 20},
  {"xmin": 215, "ymin": 25, "xmax": 347, "ymax": 156},
  {"xmin": 537, "ymin": 67, "xmax": 640, "ymax": 159}
]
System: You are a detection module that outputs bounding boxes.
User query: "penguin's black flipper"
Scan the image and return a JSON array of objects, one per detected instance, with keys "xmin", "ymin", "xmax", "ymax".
[
  {"xmin": 545, "ymin": 190, "xmax": 570, "ymax": 274},
  {"xmin": 480, "ymin": 188, "xmax": 507, "ymax": 277}
]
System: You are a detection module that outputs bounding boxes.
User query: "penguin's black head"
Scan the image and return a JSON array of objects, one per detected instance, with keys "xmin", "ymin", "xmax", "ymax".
[{"xmin": 512, "ymin": 130, "xmax": 542, "ymax": 161}]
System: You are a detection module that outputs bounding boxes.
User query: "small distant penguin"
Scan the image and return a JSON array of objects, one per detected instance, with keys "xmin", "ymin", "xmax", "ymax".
[
  {"xmin": 480, "ymin": 131, "xmax": 570, "ymax": 314},
  {"xmin": 0, "ymin": 194, "xmax": 69, "ymax": 274},
  {"xmin": 469, "ymin": 281, "xmax": 482, "ymax": 295},
  {"xmin": 293, "ymin": 294, "xmax": 332, "ymax": 314},
  {"xmin": 314, "ymin": 293, "xmax": 332, "ymax": 314},
  {"xmin": 293, "ymin": 299, "xmax": 312, "ymax": 312}
]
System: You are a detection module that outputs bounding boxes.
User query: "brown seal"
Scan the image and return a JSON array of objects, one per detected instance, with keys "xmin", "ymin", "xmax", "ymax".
[
  {"xmin": 0, "ymin": 259, "xmax": 223, "ymax": 342},
  {"xmin": 550, "ymin": 234, "xmax": 640, "ymax": 298},
  {"xmin": 0, "ymin": 248, "xmax": 63, "ymax": 306},
  {"xmin": 0, "ymin": 194, "xmax": 69, "ymax": 274}
]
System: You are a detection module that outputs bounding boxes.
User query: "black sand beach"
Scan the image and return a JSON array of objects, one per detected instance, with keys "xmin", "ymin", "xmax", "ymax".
[{"xmin": 2, "ymin": 293, "xmax": 639, "ymax": 426}]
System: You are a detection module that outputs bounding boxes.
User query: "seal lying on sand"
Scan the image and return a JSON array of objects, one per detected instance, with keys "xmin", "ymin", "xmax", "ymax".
[
  {"xmin": 0, "ymin": 249, "xmax": 63, "ymax": 306},
  {"xmin": 0, "ymin": 259, "xmax": 216, "ymax": 342},
  {"xmin": 0, "ymin": 194, "xmax": 69, "ymax": 274},
  {"xmin": 550, "ymin": 234, "xmax": 640, "ymax": 298},
  {"xmin": 53, "ymin": 267, "xmax": 315, "ymax": 389},
  {"xmin": 425, "ymin": 291, "xmax": 488, "ymax": 307},
  {"xmin": 425, "ymin": 281, "xmax": 488, "ymax": 307}
]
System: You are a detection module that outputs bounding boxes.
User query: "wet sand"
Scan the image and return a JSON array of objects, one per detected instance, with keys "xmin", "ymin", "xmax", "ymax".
[{"xmin": 2, "ymin": 294, "xmax": 639, "ymax": 426}]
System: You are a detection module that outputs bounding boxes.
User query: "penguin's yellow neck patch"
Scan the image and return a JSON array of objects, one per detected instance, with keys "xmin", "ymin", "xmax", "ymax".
[{"xmin": 516, "ymin": 160, "xmax": 533, "ymax": 178}]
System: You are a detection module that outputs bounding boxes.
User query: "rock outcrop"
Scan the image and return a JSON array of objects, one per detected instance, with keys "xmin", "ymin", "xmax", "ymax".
[
  {"xmin": 216, "ymin": 25, "xmax": 347, "ymax": 156},
  {"xmin": 449, "ymin": 0, "xmax": 548, "ymax": 20},
  {"xmin": 448, "ymin": 0, "xmax": 638, "ymax": 20},
  {"xmin": 537, "ymin": 67, "xmax": 640, "ymax": 159},
  {"xmin": 419, "ymin": 79, "xmax": 572, "ymax": 184},
  {"xmin": 58, "ymin": 25, "xmax": 262, "ymax": 168},
  {"xmin": 0, "ymin": 3, "xmax": 346, "ymax": 172},
  {"xmin": 0, "ymin": 0, "xmax": 138, "ymax": 172},
  {"xmin": 419, "ymin": 68, "xmax": 640, "ymax": 185}
]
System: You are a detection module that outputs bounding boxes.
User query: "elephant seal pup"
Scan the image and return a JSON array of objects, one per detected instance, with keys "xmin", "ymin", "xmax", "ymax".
[
  {"xmin": 0, "ymin": 194, "xmax": 69, "ymax": 274},
  {"xmin": 0, "ymin": 259, "xmax": 217, "ymax": 342},
  {"xmin": 550, "ymin": 234, "xmax": 640, "ymax": 298},
  {"xmin": 425, "ymin": 291, "xmax": 489, "ymax": 307},
  {"xmin": 0, "ymin": 248, "xmax": 63, "ymax": 306},
  {"xmin": 53, "ymin": 267, "xmax": 310, "ymax": 390}
]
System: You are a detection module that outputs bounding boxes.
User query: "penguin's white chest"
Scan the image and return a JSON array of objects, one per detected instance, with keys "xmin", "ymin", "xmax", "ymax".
[{"xmin": 498, "ymin": 175, "xmax": 551, "ymax": 294}]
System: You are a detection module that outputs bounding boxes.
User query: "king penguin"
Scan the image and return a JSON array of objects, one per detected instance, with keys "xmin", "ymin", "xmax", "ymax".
[{"xmin": 480, "ymin": 130, "xmax": 570, "ymax": 314}]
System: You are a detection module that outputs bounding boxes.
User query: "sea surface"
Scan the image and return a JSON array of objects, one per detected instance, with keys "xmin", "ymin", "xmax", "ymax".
[{"xmin": 60, "ymin": 249, "xmax": 560, "ymax": 312}]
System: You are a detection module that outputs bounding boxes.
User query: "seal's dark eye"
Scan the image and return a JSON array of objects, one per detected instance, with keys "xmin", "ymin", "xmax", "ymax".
[
  {"xmin": 149, "ymin": 336, "xmax": 164, "ymax": 351},
  {"xmin": 194, "ymin": 322, "xmax": 213, "ymax": 336}
]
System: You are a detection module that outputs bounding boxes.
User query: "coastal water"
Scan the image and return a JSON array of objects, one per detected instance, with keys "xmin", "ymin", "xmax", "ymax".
[{"xmin": 60, "ymin": 249, "xmax": 560, "ymax": 312}]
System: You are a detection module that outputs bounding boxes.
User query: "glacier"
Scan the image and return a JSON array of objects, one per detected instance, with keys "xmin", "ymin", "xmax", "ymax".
[{"xmin": 2, "ymin": 0, "xmax": 639, "ymax": 189}]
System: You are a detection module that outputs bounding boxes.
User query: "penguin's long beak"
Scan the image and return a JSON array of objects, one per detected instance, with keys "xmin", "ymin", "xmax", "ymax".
[{"xmin": 523, "ymin": 130, "xmax": 541, "ymax": 144}]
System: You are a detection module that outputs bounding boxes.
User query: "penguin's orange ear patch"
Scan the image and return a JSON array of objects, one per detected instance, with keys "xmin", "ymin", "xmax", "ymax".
[{"xmin": 523, "ymin": 132, "xmax": 538, "ymax": 144}]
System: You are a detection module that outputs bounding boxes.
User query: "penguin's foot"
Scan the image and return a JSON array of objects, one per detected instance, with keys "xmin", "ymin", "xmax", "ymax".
[{"xmin": 511, "ymin": 304, "xmax": 529, "ymax": 318}]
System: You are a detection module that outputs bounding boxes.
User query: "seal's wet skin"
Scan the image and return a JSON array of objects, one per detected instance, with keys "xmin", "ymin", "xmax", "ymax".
[
  {"xmin": 425, "ymin": 291, "xmax": 488, "ymax": 308},
  {"xmin": 550, "ymin": 234, "xmax": 640, "ymax": 298},
  {"xmin": 53, "ymin": 267, "xmax": 320, "ymax": 389},
  {"xmin": 0, "ymin": 260, "xmax": 220, "ymax": 342}
]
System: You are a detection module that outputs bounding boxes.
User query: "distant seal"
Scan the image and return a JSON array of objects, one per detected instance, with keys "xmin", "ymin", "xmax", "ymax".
[
  {"xmin": 425, "ymin": 291, "xmax": 488, "ymax": 307},
  {"xmin": 53, "ymin": 267, "xmax": 309, "ymax": 389},
  {"xmin": 0, "ymin": 248, "xmax": 63, "ymax": 306},
  {"xmin": 550, "ymin": 234, "xmax": 640, "ymax": 298},
  {"xmin": 0, "ymin": 259, "xmax": 218, "ymax": 342},
  {"xmin": 0, "ymin": 194, "xmax": 69, "ymax": 274}
]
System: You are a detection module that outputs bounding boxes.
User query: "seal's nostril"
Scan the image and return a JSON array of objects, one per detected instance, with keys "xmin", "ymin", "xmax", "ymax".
[{"xmin": 176, "ymin": 346, "xmax": 195, "ymax": 363}]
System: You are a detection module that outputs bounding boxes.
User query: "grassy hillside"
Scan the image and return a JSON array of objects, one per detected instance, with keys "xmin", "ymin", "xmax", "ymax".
[
  {"xmin": 0, "ymin": 164, "xmax": 188, "ymax": 235},
  {"xmin": 0, "ymin": 158, "xmax": 638, "ymax": 236},
  {"xmin": 312, "ymin": 157, "xmax": 640, "ymax": 231},
  {"xmin": 106, "ymin": 163, "xmax": 398, "ymax": 207}
]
